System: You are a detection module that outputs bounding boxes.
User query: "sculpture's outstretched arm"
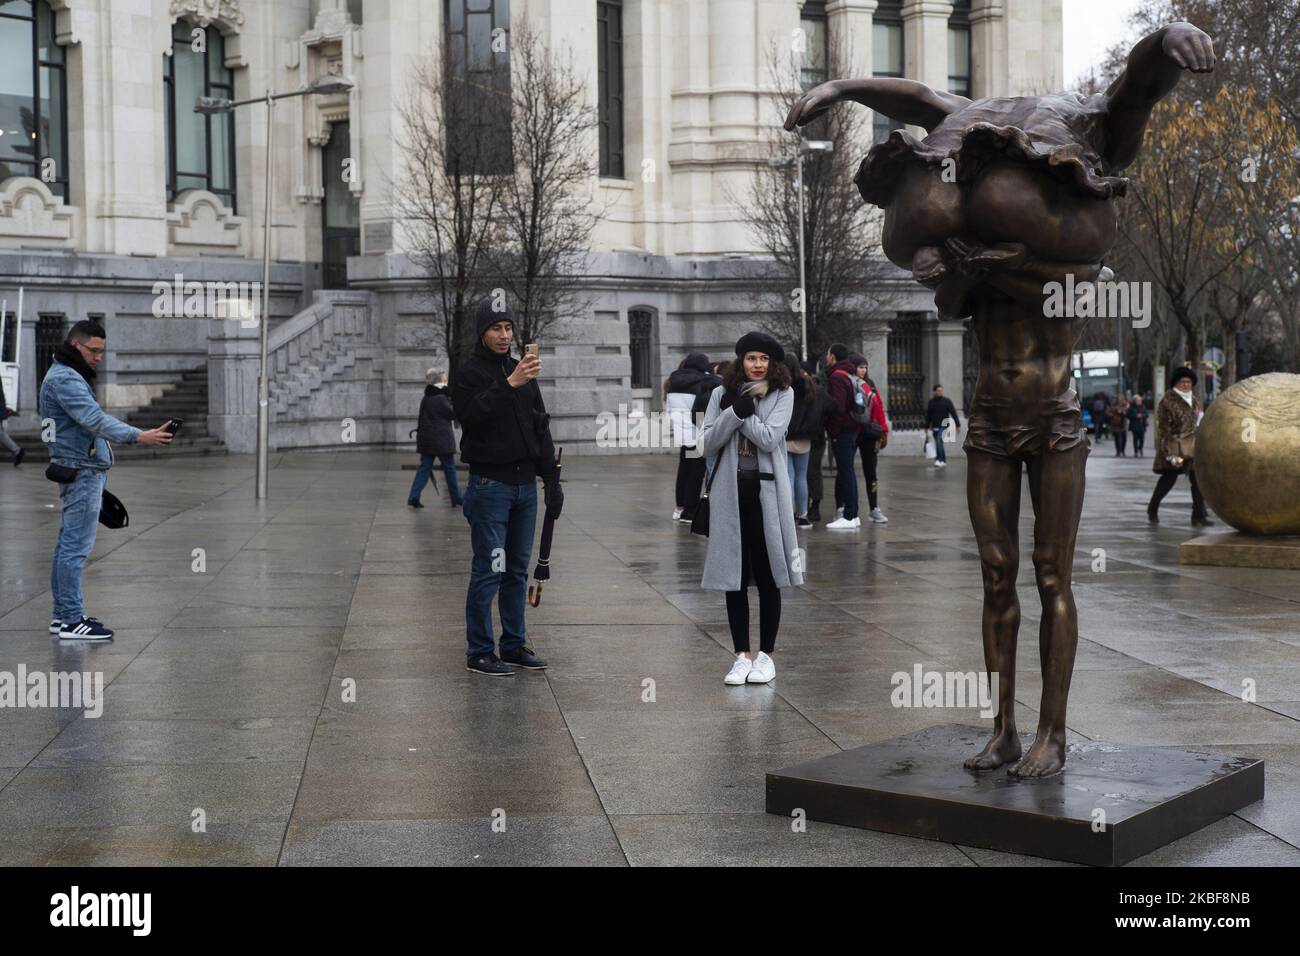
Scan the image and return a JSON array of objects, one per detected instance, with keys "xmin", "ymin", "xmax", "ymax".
[
  {"xmin": 1103, "ymin": 22, "xmax": 1215, "ymax": 171},
  {"xmin": 785, "ymin": 78, "xmax": 971, "ymax": 134}
]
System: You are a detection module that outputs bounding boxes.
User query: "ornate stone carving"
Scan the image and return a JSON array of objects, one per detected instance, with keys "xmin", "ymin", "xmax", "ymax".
[
  {"xmin": 167, "ymin": 189, "xmax": 247, "ymax": 251},
  {"xmin": 0, "ymin": 177, "xmax": 76, "ymax": 246},
  {"xmin": 169, "ymin": 0, "xmax": 245, "ymax": 32}
]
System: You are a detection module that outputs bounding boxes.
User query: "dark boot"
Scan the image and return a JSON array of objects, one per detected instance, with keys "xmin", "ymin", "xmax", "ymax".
[{"xmin": 808, "ymin": 499, "xmax": 822, "ymax": 522}]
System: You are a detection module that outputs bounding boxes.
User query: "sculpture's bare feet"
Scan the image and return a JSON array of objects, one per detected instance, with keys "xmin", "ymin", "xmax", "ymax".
[
  {"xmin": 1008, "ymin": 734, "xmax": 1066, "ymax": 778},
  {"xmin": 912, "ymin": 246, "xmax": 948, "ymax": 287},
  {"xmin": 944, "ymin": 237, "xmax": 1030, "ymax": 275},
  {"xmin": 963, "ymin": 728, "xmax": 1022, "ymax": 771}
]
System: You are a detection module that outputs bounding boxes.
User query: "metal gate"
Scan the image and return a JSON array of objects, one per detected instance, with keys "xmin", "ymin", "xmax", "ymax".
[{"xmin": 886, "ymin": 313, "xmax": 925, "ymax": 429}]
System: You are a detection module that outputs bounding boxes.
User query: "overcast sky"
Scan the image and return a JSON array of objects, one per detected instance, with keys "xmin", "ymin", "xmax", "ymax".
[{"xmin": 1063, "ymin": 0, "xmax": 1146, "ymax": 87}]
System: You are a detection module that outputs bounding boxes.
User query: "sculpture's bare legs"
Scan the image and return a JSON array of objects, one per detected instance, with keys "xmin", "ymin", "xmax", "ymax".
[
  {"xmin": 964, "ymin": 450, "xmax": 1024, "ymax": 770},
  {"xmin": 1011, "ymin": 442, "xmax": 1088, "ymax": 777}
]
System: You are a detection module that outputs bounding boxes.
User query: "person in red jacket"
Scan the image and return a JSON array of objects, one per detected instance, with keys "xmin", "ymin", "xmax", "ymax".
[
  {"xmin": 824, "ymin": 343, "xmax": 864, "ymax": 528},
  {"xmin": 852, "ymin": 353, "xmax": 890, "ymax": 523}
]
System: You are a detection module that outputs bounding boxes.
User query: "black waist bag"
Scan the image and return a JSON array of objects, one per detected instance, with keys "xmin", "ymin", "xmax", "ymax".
[
  {"xmin": 99, "ymin": 490, "xmax": 129, "ymax": 529},
  {"xmin": 45, "ymin": 463, "xmax": 78, "ymax": 483}
]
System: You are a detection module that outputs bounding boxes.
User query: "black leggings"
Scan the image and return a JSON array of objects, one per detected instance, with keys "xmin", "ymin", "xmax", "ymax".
[
  {"xmin": 676, "ymin": 446, "xmax": 706, "ymax": 515},
  {"xmin": 856, "ymin": 432, "xmax": 880, "ymax": 510},
  {"xmin": 1131, "ymin": 429, "xmax": 1145, "ymax": 454},
  {"xmin": 726, "ymin": 477, "xmax": 781, "ymax": 654}
]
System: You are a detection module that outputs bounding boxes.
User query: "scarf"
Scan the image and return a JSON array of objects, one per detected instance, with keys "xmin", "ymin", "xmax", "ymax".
[{"xmin": 54, "ymin": 341, "xmax": 95, "ymax": 385}]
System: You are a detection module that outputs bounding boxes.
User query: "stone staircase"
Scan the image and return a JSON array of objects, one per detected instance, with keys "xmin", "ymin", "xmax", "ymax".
[{"xmin": 266, "ymin": 290, "xmax": 384, "ymax": 448}]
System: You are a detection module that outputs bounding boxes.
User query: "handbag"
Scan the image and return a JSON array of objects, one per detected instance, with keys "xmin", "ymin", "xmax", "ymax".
[
  {"xmin": 1175, "ymin": 432, "xmax": 1195, "ymax": 461},
  {"xmin": 690, "ymin": 458, "xmax": 719, "ymax": 536}
]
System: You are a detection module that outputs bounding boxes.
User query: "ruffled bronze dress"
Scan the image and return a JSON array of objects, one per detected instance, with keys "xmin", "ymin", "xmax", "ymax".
[{"xmin": 855, "ymin": 92, "xmax": 1128, "ymax": 210}]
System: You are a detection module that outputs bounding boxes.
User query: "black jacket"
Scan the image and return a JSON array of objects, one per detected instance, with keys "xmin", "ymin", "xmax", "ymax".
[
  {"xmin": 787, "ymin": 375, "xmax": 824, "ymax": 441},
  {"xmin": 667, "ymin": 352, "xmax": 712, "ymax": 397},
  {"xmin": 690, "ymin": 372, "xmax": 723, "ymax": 420},
  {"xmin": 452, "ymin": 342, "xmax": 557, "ymax": 485},
  {"xmin": 416, "ymin": 384, "xmax": 456, "ymax": 456},
  {"xmin": 925, "ymin": 395, "xmax": 960, "ymax": 430},
  {"xmin": 1126, "ymin": 403, "xmax": 1149, "ymax": 431}
]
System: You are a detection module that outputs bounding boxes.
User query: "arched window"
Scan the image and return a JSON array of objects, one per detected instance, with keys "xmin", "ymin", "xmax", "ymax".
[
  {"xmin": 0, "ymin": 0, "xmax": 69, "ymax": 201},
  {"xmin": 627, "ymin": 308, "xmax": 653, "ymax": 389},
  {"xmin": 164, "ymin": 20, "xmax": 236, "ymax": 209}
]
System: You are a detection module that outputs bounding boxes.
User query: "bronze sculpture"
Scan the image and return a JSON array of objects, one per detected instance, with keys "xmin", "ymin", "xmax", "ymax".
[{"xmin": 787, "ymin": 23, "xmax": 1216, "ymax": 776}]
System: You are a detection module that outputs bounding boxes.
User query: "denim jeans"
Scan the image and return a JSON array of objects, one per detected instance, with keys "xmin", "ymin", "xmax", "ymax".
[
  {"xmin": 51, "ymin": 467, "xmax": 108, "ymax": 622},
  {"xmin": 463, "ymin": 475, "xmax": 537, "ymax": 658},
  {"xmin": 832, "ymin": 431, "xmax": 859, "ymax": 520},
  {"xmin": 931, "ymin": 427, "xmax": 947, "ymax": 463},
  {"xmin": 410, "ymin": 453, "xmax": 462, "ymax": 505},
  {"xmin": 787, "ymin": 450, "xmax": 810, "ymax": 515}
]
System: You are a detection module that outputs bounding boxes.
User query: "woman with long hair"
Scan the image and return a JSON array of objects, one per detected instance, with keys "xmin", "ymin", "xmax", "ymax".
[
  {"xmin": 784, "ymin": 354, "xmax": 822, "ymax": 527},
  {"xmin": 698, "ymin": 332, "xmax": 803, "ymax": 685}
]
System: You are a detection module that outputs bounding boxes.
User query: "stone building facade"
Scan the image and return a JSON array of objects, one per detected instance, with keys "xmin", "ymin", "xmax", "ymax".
[{"xmin": 0, "ymin": 0, "xmax": 1063, "ymax": 454}]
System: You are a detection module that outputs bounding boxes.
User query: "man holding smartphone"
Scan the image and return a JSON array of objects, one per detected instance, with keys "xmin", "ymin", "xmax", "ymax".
[
  {"xmin": 452, "ymin": 299, "xmax": 563, "ymax": 676},
  {"xmin": 39, "ymin": 320, "xmax": 174, "ymax": 641}
]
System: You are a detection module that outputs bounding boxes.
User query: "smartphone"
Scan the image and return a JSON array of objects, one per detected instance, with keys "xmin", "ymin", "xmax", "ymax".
[
  {"xmin": 165, "ymin": 418, "xmax": 184, "ymax": 436},
  {"xmin": 525, "ymin": 343, "xmax": 539, "ymax": 359}
]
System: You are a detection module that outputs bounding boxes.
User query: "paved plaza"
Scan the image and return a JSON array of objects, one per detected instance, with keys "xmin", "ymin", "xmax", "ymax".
[{"xmin": 0, "ymin": 450, "xmax": 1298, "ymax": 866}]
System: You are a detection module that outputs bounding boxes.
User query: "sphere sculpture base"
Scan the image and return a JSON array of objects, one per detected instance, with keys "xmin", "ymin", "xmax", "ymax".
[{"xmin": 1180, "ymin": 532, "xmax": 1300, "ymax": 570}]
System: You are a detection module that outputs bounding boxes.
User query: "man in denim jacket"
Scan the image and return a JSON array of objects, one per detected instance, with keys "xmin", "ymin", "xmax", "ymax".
[{"xmin": 39, "ymin": 320, "xmax": 173, "ymax": 640}]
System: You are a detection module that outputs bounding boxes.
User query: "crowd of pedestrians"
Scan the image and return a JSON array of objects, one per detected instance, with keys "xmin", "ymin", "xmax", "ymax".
[{"xmin": 391, "ymin": 308, "xmax": 1215, "ymax": 683}]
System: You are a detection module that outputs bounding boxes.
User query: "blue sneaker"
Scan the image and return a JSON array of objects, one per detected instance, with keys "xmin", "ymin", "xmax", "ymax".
[{"xmin": 59, "ymin": 617, "xmax": 114, "ymax": 642}]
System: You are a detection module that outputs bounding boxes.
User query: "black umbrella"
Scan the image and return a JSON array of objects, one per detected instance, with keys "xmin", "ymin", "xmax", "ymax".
[{"xmin": 528, "ymin": 448, "xmax": 562, "ymax": 607}]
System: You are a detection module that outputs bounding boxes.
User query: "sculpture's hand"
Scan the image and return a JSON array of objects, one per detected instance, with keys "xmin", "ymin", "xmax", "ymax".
[
  {"xmin": 784, "ymin": 80, "xmax": 842, "ymax": 130},
  {"xmin": 944, "ymin": 237, "xmax": 1030, "ymax": 276},
  {"xmin": 1161, "ymin": 22, "xmax": 1215, "ymax": 74}
]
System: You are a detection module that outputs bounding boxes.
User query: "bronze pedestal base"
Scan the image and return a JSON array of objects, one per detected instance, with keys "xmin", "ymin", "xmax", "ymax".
[{"xmin": 766, "ymin": 724, "xmax": 1263, "ymax": 866}]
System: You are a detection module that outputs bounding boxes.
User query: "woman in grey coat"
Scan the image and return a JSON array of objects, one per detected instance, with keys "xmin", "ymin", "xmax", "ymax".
[{"xmin": 698, "ymin": 332, "xmax": 804, "ymax": 686}]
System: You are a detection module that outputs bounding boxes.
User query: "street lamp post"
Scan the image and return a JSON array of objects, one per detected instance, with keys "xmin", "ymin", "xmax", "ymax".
[
  {"xmin": 771, "ymin": 138, "xmax": 832, "ymax": 363},
  {"xmin": 196, "ymin": 78, "xmax": 353, "ymax": 499}
]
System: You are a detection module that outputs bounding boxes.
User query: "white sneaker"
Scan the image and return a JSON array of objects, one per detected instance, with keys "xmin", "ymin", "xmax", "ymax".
[
  {"xmin": 936, "ymin": 460, "xmax": 947, "ymax": 468},
  {"xmin": 851, "ymin": 516, "xmax": 862, "ymax": 528},
  {"xmin": 869, "ymin": 508, "xmax": 888, "ymax": 523},
  {"xmin": 747, "ymin": 652, "xmax": 776, "ymax": 683},
  {"xmin": 672, "ymin": 508, "xmax": 683, "ymax": 521},
  {"xmin": 724, "ymin": 655, "xmax": 753, "ymax": 685},
  {"xmin": 826, "ymin": 516, "xmax": 858, "ymax": 529}
]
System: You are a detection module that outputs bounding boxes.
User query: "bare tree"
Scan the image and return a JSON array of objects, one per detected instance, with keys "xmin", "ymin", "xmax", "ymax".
[
  {"xmin": 392, "ymin": 54, "xmax": 505, "ymax": 380},
  {"xmin": 484, "ymin": 22, "xmax": 607, "ymax": 349},
  {"xmin": 732, "ymin": 43, "xmax": 898, "ymax": 361}
]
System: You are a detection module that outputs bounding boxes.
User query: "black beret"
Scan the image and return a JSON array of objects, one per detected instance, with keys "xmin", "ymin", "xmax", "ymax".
[{"xmin": 734, "ymin": 331, "xmax": 784, "ymax": 363}]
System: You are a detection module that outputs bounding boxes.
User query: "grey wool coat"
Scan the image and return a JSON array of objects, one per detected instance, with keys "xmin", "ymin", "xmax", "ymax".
[{"xmin": 697, "ymin": 384, "xmax": 805, "ymax": 591}]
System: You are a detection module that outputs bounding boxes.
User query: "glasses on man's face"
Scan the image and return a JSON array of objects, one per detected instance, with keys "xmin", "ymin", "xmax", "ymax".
[{"xmin": 78, "ymin": 343, "xmax": 105, "ymax": 357}]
